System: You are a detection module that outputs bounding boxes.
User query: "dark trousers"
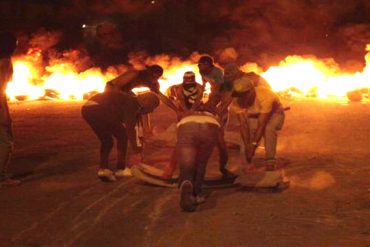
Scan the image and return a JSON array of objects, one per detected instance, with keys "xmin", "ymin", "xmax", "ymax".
[
  {"xmin": 177, "ymin": 122, "xmax": 220, "ymax": 195},
  {"xmin": 81, "ymin": 105, "xmax": 128, "ymax": 169}
]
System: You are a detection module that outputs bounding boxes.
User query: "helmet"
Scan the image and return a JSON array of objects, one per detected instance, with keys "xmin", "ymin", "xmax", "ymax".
[
  {"xmin": 146, "ymin": 65, "xmax": 163, "ymax": 77},
  {"xmin": 198, "ymin": 55, "xmax": 214, "ymax": 66},
  {"xmin": 137, "ymin": 92, "xmax": 160, "ymax": 114}
]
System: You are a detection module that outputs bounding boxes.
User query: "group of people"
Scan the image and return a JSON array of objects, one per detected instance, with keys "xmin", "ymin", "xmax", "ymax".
[
  {"xmin": 0, "ymin": 32, "xmax": 285, "ymax": 212},
  {"xmin": 81, "ymin": 55, "xmax": 286, "ymax": 212}
]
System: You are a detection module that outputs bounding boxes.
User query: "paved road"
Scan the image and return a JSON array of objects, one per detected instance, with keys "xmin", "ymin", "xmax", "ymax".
[{"xmin": 1, "ymin": 101, "xmax": 370, "ymax": 246}]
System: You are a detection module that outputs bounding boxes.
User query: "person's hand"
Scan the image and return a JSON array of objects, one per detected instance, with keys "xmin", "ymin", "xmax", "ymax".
[{"xmin": 129, "ymin": 152, "xmax": 143, "ymax": 167}]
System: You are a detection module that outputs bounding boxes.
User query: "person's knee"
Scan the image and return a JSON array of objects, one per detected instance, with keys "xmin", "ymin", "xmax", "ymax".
[{"xmin": 179, "ymin": 155, "xmax": 195, "ymax": 168}]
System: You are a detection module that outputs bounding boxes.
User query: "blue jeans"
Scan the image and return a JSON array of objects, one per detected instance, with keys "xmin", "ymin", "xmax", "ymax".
[{"xmin": 177, "ymin": 122, "xmax": 220, "ymax": 195}]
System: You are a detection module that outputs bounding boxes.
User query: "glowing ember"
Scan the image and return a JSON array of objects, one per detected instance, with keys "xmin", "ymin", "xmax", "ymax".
[{"xmin": 5, "ymin": 45, "xmax": 370, "ymax": 102}]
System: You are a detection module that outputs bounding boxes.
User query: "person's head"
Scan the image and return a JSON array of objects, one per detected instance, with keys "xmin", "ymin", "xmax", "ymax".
[
  {"xmin": 146, "ymin": 64, "xmax": 163, "ymax": 81},
  {"xmin": 235, "ymin": 89, "xmax": 256, "ymax": 108},
  {"xmin": 182, "ymin": 71, "xmax": 197, "ymax": 89},
  {"xmin": 224, "ymin": 63, "xmax": 243, "ymax": 82},
  {"xmin": 198, "ymin": 55, "xmax": 214, "ymax": 74},
  {"xmin": 137, "ymin": 92, "xmax": 160, "ymax": 114},
  {"xmin": 0, "ymin": 31, "xmax": 17, "ymax": 58},
  {"xmin": 232, "ymin": 76, "xmax": 256, "ymax": 108}
]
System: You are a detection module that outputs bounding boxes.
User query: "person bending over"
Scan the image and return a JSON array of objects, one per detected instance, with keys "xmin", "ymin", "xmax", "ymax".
[{"xmin": 81, "ymin": 91, "xmax": 159, "ymax": 181}]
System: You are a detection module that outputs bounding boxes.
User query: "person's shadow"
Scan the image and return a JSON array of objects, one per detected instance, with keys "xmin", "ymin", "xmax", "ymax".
[
  {"xmin": 197, "ymin": 181, "xmax": 289, "ymax": 212},
  {"xmin": 9, "ymin": 152, "xmax": 55, "ymax": 181}
]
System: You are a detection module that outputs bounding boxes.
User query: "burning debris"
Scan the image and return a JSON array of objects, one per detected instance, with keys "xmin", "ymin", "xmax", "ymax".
[{"xmin": 4, "ymin": 30, "xmax": 370, "ymax": 102}]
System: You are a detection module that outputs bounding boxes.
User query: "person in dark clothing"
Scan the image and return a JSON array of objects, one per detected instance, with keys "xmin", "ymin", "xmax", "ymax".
[
  {"xmin": 0, "ymin": 31, "xmax": 20, "ymax": 187},
  {"xmin": 193, "ymin": 55, "xmax": 225, "ymax": 112},
  {"xmin": 105, "ymin": 64, "xmax": 177, "ymax": 110},
  {"xmin": 105, "ymin": 65, "xmax": 163, "ymax": 94},
  {"xmin": 106, "ymin": 64, "xmax": 178, "ymax": 136},
  {"xmin": 81, "ymin": 91, "xmax": 159, "ymax": 182}
]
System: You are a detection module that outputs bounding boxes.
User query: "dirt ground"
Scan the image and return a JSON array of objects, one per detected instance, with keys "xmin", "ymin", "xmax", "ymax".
[{"xmin": 1, "ymin": 99, "xmax": 370, "ymax": 247}]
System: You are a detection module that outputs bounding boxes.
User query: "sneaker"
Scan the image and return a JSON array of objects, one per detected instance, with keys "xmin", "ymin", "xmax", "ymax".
[
  {"xmin": 179, "ymin": 180, "xmax": 196, "ymax": 212},
  {"xmin": 115, "ymin": 168, "xmax": 132, "ymax": 178},
  {"xmin": 0, "ymin": 178, "xmax": 21, "ymax": 188},
  {"xmin": 97, "ymin": 169, "xmax": 116, "ymax": 182}
]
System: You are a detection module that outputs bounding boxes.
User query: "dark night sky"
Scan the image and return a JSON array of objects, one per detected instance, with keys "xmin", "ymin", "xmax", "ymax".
[{"xmin": 1, "ymin": 0, "xmax": 369, "ymax": 70}]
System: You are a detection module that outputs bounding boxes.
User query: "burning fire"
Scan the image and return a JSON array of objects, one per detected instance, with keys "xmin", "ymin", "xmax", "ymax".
[
  {"xmin": 5, "ymin": 45, "xmax": 370, "ymax": 102},
  {"xmin": 260, "ymin": 44, "xmax": 370, "ymax": 101}
]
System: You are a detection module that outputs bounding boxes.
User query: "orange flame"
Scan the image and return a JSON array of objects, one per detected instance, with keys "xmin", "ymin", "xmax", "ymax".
[
  {"xmin": 5, "ymin": 45, "xmax": 370, "ymax": 102},
  {"xmin": 260, "ymin": 45, "xmax": 370, "ymax": 100}
]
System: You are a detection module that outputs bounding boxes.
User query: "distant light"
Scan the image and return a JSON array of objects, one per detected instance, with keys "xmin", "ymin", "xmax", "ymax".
[
  {"xmin": 82, "ymin": 24, "xmax": 87, "ymax": 28},
  {"xmin": 151, "ymin": 0, "xmax": 156, "ymax": 4}
]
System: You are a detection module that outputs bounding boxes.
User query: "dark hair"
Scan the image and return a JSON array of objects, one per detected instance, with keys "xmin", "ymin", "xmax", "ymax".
[
  {"xmin": 198, "ymin": 55, "xmax": 214, "ymax": 66},
  {"xmin": 0, "ymin": 31, "xmax": 17, "ymax": 58},
  {"xmin": 235, "ymin": 89, "xmax": 256, "ymax": 108},
  {"xmin": 146, "ymin": 65, "xmax": 163, "ymax": 77}
]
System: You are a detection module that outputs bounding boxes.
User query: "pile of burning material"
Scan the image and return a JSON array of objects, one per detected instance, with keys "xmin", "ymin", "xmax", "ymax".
[
  {"xmin": 10, "ymin": 89, "xmax": 100, "ymax": 101},
  {"xmin": 5, "ymin": 32, "xmax": 370, "ymax": 103}
]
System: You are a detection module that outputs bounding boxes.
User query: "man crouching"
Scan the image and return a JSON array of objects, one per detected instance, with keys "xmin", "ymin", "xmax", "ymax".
[
  {"xmin": 82, "ymin": 91, "xmax": 159, "ymax": 182},
  {"xmin": 177, "ymin": 111, "xmax": 221, "ymax": 212}
]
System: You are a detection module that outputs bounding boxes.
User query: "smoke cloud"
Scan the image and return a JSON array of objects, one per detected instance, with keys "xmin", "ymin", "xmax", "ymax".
[
  {"xmin": 206, "ymin": 0, "xmax": 370, "ymax": 70},
  {"xmin": 8, "ymin": 0, "xmax": 369, "ymax": 70}
]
